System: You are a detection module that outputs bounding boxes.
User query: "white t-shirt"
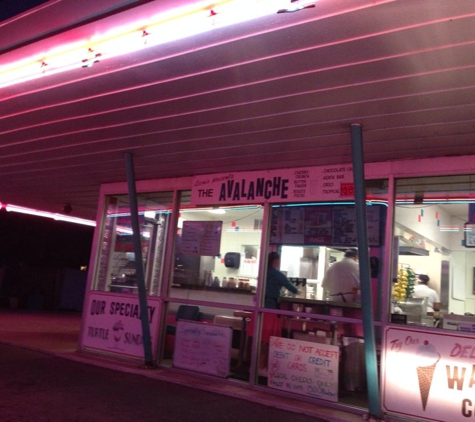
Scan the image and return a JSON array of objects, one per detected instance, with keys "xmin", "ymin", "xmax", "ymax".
[
  {"xmin": 322, "ymin": 257, "xmax": 360, "ymax": 302},
  {"xmin": 413, "ymin": 284, "xmax": 440, "ymax": 313}
]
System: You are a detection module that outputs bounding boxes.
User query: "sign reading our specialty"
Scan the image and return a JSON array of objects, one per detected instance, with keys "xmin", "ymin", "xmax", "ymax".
[
  {"xmin": 191, "ymin": 165, "xmax": 355, "ymax": 205},
  {"xmin": 268, "ymin": 336, "xmax": 339, "ymax": 401},
  {"xmin": 383, "ymin": 326, "xmax": 475, "ymax": 421},
  {"xmin": 81, "ymin": 293, "xmax": 159, "ymax": 359}
]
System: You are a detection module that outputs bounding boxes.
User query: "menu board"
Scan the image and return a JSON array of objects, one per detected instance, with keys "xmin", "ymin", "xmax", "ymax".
[
  {"xmin": 181, "ymin": 221, "xmax": 222, "ymax": 256},
  {"xmin": 268, "ymin": 336, "xmax": 339, "ymax": 401},
  {"xmin": 191, "ymin": 165, "xmax": 355, "ymax": 205},
  {"xmin": 173, "ymin": 321, "xmax": 232, "ymax": 377},
  {"xmin": 270, "ymin": 205, "xmax": 382, "ymax": 246}
]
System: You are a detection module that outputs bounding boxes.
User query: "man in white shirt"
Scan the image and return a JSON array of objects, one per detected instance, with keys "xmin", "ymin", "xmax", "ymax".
[
  {"xmin": 322, "ymin": 248, "xmax": 360, "ymax": 302},
  {"xmin": 413, "ymin": 274, "xmax": 440, "ymax": 313}
]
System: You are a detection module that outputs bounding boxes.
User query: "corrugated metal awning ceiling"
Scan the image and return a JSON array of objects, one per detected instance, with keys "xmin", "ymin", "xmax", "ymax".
[{"xmin": 1, "ymin": 0, "xmax": 475, "ymax": 220}]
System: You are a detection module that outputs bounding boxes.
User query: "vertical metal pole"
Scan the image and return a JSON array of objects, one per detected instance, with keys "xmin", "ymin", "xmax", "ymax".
[
  {"xmin": 124, "ymin": 152, "xmax": 154, "ymax": 367},
  {"xmin": 350, "ymin": 124, "xmax": 382, "ymax": 418}
]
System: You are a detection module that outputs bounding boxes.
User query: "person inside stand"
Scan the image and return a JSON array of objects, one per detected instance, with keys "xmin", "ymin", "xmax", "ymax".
[
  {"xmin": 248, "ymin": 252, "xmax": 299, "ymax": 377},
  {"xmin": 413, "ymin": 274, "xmax": 440, "ymax": 314},
  {"xmin": 264, "ymin": 251, "xmax": 299, "ymax": 308},
  {"xmin": 322, "ymin": 248, "xmax": 360, "ymax": 302}
]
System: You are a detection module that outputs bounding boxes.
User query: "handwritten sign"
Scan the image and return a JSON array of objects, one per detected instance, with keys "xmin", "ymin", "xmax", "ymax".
[
  {"xmin": 181, "ymin": 221, "xmax": 222, "ymax": 256},
  {"xmin": 383, "ymin": 326, "xmax": 475, "ymax": 421},
  {"xmin": 268, "ymin": 336, "xmax": 339, "ymax": 401},
  {"xmin": 173, "ymin": 321, "xmax": 232, "ymax": 377}
]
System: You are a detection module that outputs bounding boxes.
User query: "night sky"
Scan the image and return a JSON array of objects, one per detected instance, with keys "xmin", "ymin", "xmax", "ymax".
[
  {"xmin": 0, "ymin": 209, "xmax": 94, "ymax": 269},
  {"xmin": 0, "ymin": 0, "xmax": 49, "ymax": 22}
]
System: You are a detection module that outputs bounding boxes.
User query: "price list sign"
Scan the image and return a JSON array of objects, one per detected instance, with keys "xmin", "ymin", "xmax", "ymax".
[
  {"xmin": 181, "ymin": 221, "xmax": 222, "ymax": 256},
  {"xmin": 272, "ymin": 205, "xmax": 382, "ymax": 246},
  {"xmin": 332, "ymin": 206, "xmax": 357, "ymax": 245}
]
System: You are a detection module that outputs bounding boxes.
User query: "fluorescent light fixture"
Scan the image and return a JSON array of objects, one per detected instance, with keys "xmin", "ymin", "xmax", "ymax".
[
  {"xmin": 0, "ymin": 0, "xmax": 317, "ymax": 89},
  {"xmin": 4, "ymin": 203, "xmax": 96, "ymax": 227},
  {"xmin": 226, "ymin": 228, "xmax": 261, "ymax": 232},
  {"xmin": 208, "ymin": 209, "xmax": 226, "ymax": 214},
  {"xmin": 144, "ymin": 211, "xmax": 156, "ymax": 219}
]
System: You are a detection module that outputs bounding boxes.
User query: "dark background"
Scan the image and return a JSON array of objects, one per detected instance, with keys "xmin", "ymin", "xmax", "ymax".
[
  {"xmin": 0, "ymin": 0, "xmax": 95, "ymax": 309},
  {"xmin": 0, "ymin": 210, "xmax": 94, "ymax": 311},
  {"xmin": 0, "ymin": 0, "xmax": 94, "ymax": 266},
  {"xmin": 0, "ymin": 0, "xmax": 49, "ymax": 22}
]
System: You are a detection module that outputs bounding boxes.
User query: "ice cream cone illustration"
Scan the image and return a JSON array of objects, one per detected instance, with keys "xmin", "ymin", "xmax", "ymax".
[
  {"xmin": 415, "ymin": 340, "xmax": 440, "ymax": 410},
  {"xmin": 112, "ymin": 320, "xmax": 124, "ymax": 349}
]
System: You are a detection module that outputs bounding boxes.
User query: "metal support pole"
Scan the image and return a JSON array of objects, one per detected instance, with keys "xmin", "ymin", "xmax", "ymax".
[
  {"xmin": 350, "ymin": 124, "xmax": 382, "ymax": 418},
  {"xmin": 124, "ymin": 152, "xmax": 154, "ymax": 367}
]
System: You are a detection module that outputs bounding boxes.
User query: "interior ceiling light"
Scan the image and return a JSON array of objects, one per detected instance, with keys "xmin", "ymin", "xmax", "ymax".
[
  {"xmin": 278, "ymin": 0, "xmax": 316, "ymax": 13},
  {"xmin": 0, "ymin": 0, "xmax": 317, "ymax": 89}
]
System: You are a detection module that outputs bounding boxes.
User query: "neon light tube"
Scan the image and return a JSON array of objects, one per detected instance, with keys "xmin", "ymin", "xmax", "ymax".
[
  {"xmin": 0, "ymin": 0, "xmax": 317, "ymax": 89},
  {"xmin": 5, "ymin": 204, "xmax": 96, "ymax": 227}
]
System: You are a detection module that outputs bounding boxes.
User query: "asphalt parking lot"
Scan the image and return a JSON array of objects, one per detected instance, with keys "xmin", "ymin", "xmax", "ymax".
[{"xmin": 0, "ymin": 342, "xmax": 331, "ymax": 422}]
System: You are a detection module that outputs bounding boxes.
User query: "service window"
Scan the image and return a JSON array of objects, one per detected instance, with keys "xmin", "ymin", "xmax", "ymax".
[
  {"xmin": 392, "ymin": 174, "xmax": 475, "ymax": 329},
  {"xmin": 169, "ymin": 191, "xmax": 264, "ymax": 307}
]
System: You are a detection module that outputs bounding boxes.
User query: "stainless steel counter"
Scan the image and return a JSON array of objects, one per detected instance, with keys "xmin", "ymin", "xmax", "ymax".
[{"xmin": 280, "ymin": 296, "xmax": 362, "ymax": 309}]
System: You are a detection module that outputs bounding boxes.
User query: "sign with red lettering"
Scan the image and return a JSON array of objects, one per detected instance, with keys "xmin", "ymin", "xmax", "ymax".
[
  {"xmin": 383, "ymin": 326, "xmax": 475, "ymax": 421},
  {"xmin": 340, "ymin": 183, "xmax": 354, "ymax": 197},
  {"xmin": 268, "ymin": 336, "xmax": 339, "ymax": 401}
]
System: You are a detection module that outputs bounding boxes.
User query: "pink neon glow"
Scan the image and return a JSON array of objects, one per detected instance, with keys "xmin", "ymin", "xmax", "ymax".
[
  {"xmin": 5, "ymin": 204, "xmax": 96, "ymax": 227},
  {"xmin": 0, "ymin": 0, "xmax": 314, "ymax": 89}
]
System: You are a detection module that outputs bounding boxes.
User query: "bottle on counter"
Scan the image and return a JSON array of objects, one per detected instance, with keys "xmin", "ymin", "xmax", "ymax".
[
  {"xmin": 206, "ymin": 270, "xmax": 214, "ymax": 286},
  {"xmin": 222, "ymin": 277, "xmax": 228, "ymax": 288}
]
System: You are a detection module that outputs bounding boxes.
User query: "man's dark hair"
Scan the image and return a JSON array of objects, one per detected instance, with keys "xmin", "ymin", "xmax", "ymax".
[
  {"xmin": 418, "ymin": 274, "xmax": 430, "ymax": 284},
  {"xmin": 344, "ymin": 248, "xmax": 358, "ymax": 258},
  {"xmin": 268, "ymin": 251, "xmax": 280, "ymax": 267}
]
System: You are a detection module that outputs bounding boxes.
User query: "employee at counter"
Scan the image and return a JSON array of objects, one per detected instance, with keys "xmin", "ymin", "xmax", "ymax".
[
  {"xmin": 249, "ymin": 252, "xmax": 299, "ymax": 376},
  {"xmin": 413, "ymin": 274, "xmax": 440, "ymax": 314},
  {"xmin": 322, "ymin": 248, "xmax": 360, "ymax": 302},
  {"xmin": 265, "ymin": 251, "xmax": 299, "ymax": 307}
]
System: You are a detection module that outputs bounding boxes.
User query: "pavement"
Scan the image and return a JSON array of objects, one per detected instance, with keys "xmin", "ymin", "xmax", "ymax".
[{"xmin": 0, "ymin": 310, "xmax": 368, "ymax": 422}]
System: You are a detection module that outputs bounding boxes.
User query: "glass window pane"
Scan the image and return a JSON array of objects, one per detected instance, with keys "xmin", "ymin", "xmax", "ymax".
[
  {"xmin": 268, "ymin": 202, "xmax": 387, "ymax": 309},
  {"xmin": 169, "ymin": 192, "xmax": 263, "ymax": 307},
  {"xmin": 393, "ymin": 174, "xmax": 475, "ymax": 329},
  {"xmin": 93, "ymin": 192, "xmax": 173, "ymax": 295}
]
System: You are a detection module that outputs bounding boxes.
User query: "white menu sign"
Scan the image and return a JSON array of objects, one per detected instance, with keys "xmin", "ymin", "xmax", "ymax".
[
  {"xmin": 181, "ymin": 220, "xmax": 222, "ymax": 256},
  {"xmin": 268, "ymin": 336, "xmax": 339, "ymax": 401},
  {"xmin": 191, "ymin": 165, "xmax": 355, "ymax": 205},
  {"xmin": 82, "ymin": 293, "xmax": 159, "ymax": 359},
  {"xmin": 173, "ymin": 321, "xmax": 232, "ymax": 377},
  {"xmin": 384, "ymin": 326, "xmax": 475, "ymax": 421}
]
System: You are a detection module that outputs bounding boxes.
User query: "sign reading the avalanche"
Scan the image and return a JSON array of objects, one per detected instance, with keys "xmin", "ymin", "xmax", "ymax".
[
  {"xmin": 82, "ymin": 293, "xmax": 159, "ymax": 359},
  {"xmin": 191, "ymin": 165, "xmax": 354, "ymax": 205},
  {"xmin": 383, "ymin": 326, "xmax": 475, "ymax": 421},
  {"xmin": 268, "ymin": 336, "xmax": 339, "ymax": 402}
]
